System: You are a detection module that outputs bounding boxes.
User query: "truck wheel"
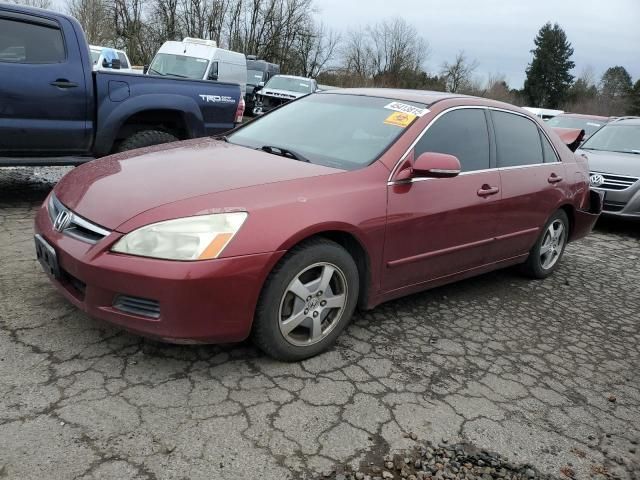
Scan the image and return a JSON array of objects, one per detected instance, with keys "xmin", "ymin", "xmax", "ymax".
[{"xmin": 116, "ymin": 130, "xmax": 178, "ymax": 153}]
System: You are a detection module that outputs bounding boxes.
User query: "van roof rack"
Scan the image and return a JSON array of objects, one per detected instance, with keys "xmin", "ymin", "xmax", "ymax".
[{"xmin": 183, "ymin": 37, "xmax": 217, "ymax": 48}]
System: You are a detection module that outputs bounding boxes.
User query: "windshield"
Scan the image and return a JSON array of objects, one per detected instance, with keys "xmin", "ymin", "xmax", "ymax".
[
  {"xmin": 581, "ymin": 124, "xmax": 640, "ymax": 154},
  {"xmin": 228, "ymin": 94, "xmax": 425, "ymax": 170},
  {"xmin": 90, "ymin": 49, "xmax": 100, "ymax": 64},
  {"xmin": 248, "ymin": 69, "xmax": 265, "ymax": 85},
  {"xmin": 546, "ymin": 116, "xmax": 606, "ymax": 136},
  {"xmin": 265, "ymin": 76, "xmax": 314, "ymax": 94},
  {"xmin": 148, "ymin": 53, "xmax": 209, "ymax": 79}
]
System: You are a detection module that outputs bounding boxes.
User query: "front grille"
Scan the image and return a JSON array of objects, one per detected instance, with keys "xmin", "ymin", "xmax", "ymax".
[
  {"xmin": 113, "ymin": 295, "xmax": 161, "ymax": 319},
  {"xmin": 49, "ymin": 194, "xmax": 111, "ymax": 244},
  {"xmin": 603, "ymin": 200, "xmax": 627, "ymax": 212},
  {"xmin": 591, "ymin": 172, "xmax": 639, "ymax": 191}
]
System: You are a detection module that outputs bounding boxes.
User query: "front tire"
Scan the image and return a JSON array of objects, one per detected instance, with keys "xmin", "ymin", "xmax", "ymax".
[
  {"xmin": 252, "ymin": 238, "xmax": 359, "ymax": 361},
  {"xmin": 522, "ymin": 210, "xmax": 569, "ymax": 279},
  {"xmin": 116, "ymin": 130, "xmax": 179, "ymax": 153}
]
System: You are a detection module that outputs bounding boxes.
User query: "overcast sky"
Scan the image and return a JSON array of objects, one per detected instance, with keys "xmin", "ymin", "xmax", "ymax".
[{"xmin": 313, "ymin": 0, "xmax": 640, "ymax": 89}]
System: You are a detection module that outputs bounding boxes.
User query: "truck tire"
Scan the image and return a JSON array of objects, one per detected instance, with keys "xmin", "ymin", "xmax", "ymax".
[{"xmin": 116, "ymin": 130, "xmax": 179, "ymax": 153}]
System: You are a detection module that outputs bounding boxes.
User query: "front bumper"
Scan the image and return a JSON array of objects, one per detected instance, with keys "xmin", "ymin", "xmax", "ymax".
[{"xmin": 35, "ymin": 204, "xmax": 284, "ymax": 343}]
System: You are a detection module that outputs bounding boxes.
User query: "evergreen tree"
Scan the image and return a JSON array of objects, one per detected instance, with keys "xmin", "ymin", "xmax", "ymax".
[
  {"xmin": 600, "ymin": 66, "xmax": 633, "ymax": 98},
  {"xmin": 628, "ymin": 80, "xmax": 640, "ymax": 116},
  {"xmin": 523, "ymin": 23, "xmax": 575, "ymax": 108}
]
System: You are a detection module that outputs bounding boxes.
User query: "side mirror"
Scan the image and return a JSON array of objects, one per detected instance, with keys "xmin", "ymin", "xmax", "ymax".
[
  {"xmin": 143, "ymin": 64, "xmax": 149, "ymax": 74},
  {"xmin": 254, "ymin": 84, "xmax": 263, "ymax": 92},
  {"xmin": 258, "ymin": 81, "xmax": 265, "ymax": 87},
  {"xmin": 110, "ymin": 58, "xmax": 121, "ymax": 69},
  {"xmin": 413, "ymin": 152, "xmax": 461, "ymax": 178}
]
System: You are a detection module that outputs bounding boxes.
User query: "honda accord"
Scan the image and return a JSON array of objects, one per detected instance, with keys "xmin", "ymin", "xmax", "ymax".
[{"xmin": 35, "ymin": 89, "xmax": 602, "ymax": 360}]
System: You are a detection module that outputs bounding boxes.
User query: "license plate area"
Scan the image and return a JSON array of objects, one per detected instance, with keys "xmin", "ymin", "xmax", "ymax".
[{"xmin": 35, "ymin": 234, "xmax": 60, "ymax": 279}]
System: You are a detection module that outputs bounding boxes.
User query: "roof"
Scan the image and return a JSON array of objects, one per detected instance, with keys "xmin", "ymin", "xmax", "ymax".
[
  {"xmin": 319, "ymin": 88, "xmax": 476, "ymax": 106},
  {"xmin": 273, "ymin": 75, "xmax": 314, "ymax": 81},
  {"xmin": 558, "ymin": 113, "xmax": 609, "ymax": 121},
  {"xmin": 611, "ymin": 117, "xmax": 640, "ymax": 125}
]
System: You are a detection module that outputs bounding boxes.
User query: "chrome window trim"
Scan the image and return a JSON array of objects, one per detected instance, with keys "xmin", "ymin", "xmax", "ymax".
[
  {"xmin": 387, "ymin": 168, "xmax": 496, "ymax": 186},
  {"xmin": 387, "ymin": 105, "xmax": 562, "ymax": 183}
]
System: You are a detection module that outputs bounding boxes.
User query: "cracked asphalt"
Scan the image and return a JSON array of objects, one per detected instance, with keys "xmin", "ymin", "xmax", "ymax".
[{"xmin": 1, "ymin": 167, "xmax": 639, "ymax": 480}]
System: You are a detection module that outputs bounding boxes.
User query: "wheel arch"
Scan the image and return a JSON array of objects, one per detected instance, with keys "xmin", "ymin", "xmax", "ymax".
[
  {"xmin": 276, "ymin": 226, "xmax": 373, "ymax": 310},
  {"xmin": 558, "ymin": 203, "xmax": 576, "ymax": 240},
  {"xmin": 94, "ymin": 95, "xmax": 205, "ymax": 156}
]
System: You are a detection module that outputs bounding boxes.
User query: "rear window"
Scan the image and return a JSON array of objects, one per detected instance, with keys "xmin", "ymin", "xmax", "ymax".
[
  {"xmin": 0, "ymin": 18, "xmax": 65, "ymax": 63},
  {"xmin": 229, "ymin": 94, "xmax": 427, "ymax": 170},
  {"xmin": 547, "ymin": 116, "xmax": 605, "ymax": 136},
  {"xmin": 492, "ymin": 111, "xmax": 544, "ymax": 167}
]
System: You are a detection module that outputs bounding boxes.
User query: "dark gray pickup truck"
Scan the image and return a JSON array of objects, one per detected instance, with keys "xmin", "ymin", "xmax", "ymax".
[{"xmin": 0, "ymin": 4, "xmax": 244, "ymax": 166}]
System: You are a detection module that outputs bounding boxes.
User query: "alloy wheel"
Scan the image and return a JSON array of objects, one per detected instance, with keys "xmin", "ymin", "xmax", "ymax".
[
  {"xmin": 540, "ymin": 219, "xmax": 566, "ymax": 270},
  {"xmin": 278, "ymin": 262, "xmax": 348, "ymax": 347}
]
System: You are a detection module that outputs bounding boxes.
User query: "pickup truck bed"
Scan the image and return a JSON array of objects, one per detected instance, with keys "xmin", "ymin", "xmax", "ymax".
[{"xmin": 0, "ymin": 4, "xmax": 243, "ymax": 166}]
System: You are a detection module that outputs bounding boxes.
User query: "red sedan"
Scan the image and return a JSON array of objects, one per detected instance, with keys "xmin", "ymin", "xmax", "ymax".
[{"xmin": 34, "ymin": 90, "xmax": 602, "ymax": 360}]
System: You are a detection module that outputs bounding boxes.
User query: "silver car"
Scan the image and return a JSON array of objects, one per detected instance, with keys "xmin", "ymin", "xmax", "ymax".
[{"xmin": 578, "ymin": 117, "xmax": 640, "ymax": 220}]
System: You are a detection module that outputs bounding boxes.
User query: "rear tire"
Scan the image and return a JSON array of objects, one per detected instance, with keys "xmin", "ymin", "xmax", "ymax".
[
  {"xmin": 522, "ymin": 210, "xmax": 569, "ymax": 279},
  {"xmin": 252, "ymin": 238, "xmax": 359, "ymax": 361},
  {"xmin": 116, "ymin": 130, "xmax": 178, "ymax": 153}
]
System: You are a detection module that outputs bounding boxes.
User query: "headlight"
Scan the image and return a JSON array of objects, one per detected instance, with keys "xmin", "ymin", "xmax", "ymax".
[{"xmin": 111, "ymin": 212, "xmax": 248, "ymax": 261}]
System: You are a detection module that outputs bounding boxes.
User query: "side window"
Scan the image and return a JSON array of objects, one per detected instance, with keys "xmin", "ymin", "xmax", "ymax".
[
  {"xmin": 117, "ymin": 52, "xmax": 129, "ymax": 69},
  {"xmin": 492, "ymin": 111, "xmax": 544, "ymax": 167},
  {"xmin": 540, "ymin": 131, "xmax": 559, "ymax": 163},
  {"xmin": 0, "ymin": 18, "xmax": 65, "ymax": 63},
  {"xmin": 414, "ymin": 109, "xmax": 490, "ymax": 172}
]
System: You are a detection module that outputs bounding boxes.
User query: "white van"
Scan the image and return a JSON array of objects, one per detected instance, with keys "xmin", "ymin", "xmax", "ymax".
[{"xmin": 147, "ymin": 38, "xmax": 247, "ymax": 95}]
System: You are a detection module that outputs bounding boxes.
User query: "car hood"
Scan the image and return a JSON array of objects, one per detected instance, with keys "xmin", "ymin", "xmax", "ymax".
[
  {"xmin": 577, "ymin": 149, "xmax": 640, "ymax": 177},
  {"xmin": 259, "ymin": 88, "xmax": 307, "ymax": 100},
  {"xmin": 55, "ymin": 138, "xmax": 341, "ymax": 230}
]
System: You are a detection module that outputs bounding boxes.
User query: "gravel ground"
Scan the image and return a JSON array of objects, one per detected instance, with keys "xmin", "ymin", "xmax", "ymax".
[{"xmin": 0, "ymin": 166, "xmax": 639, "ymax": 480}]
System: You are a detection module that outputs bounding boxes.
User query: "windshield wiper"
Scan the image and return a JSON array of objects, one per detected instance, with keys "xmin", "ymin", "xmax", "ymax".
[
  {"xmin": 148, "ymin": 67, "xmax": 164, "ymax": 76},
  {"xmin": 165, "ymin": 72, "xmax": 189, "ymax": 78},
  {"xmin": 259, "ymin": 145, "xmax": 311, "ymax": 163}
]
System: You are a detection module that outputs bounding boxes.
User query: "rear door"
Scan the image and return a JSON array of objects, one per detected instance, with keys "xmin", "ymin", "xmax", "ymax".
[
  {"xmin": 383, "ymin": 107, "xmax": 502, "ymax": 292},
  {"xmin": 490, "ymin": 110, "xmax": 567, "ymax": 260},
  {"xmin": 0, "ymin": 11, "xmax": 90, "ymax": 154}
]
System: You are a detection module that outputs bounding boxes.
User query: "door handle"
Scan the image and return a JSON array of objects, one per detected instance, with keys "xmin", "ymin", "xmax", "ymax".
[
  {"xmin": 477, "ymin": 185, "xmax": 500, "ymax": 197},
  {"xmin": 548, "ymin": 174, "xmax": 563, "ymax": 184},
  {"xmin": 50, "ymin": 79, "xmax": 78, "ymax": 89}
]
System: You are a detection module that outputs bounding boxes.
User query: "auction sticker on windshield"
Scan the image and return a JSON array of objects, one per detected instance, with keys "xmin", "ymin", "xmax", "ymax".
[
  {"xmin": 384, "ymin": 111, "xmax": 416, "ymax": 128},
  {"xmin": 384, "ymin": 102, "xmax": 430, "ymax": 117}
]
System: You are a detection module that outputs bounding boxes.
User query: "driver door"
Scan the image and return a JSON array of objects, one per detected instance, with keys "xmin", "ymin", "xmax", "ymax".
[{"xmin": 383, "ymin": 108, "xmax": 502, "ymax": 292}]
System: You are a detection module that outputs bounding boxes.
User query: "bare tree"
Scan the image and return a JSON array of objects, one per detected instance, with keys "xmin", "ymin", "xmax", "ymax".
[
  {"xmin": 67, "ymin": 0, "xmax": 112, "ymax": 45},
  {"xmin": 369, "ymin": 18, "xmax": 429, "ymax": 83},
  {"xmin": 294, "ymin": 21, "xmax": 340, "ymax": 77},
  {"xmin": 7, "ymin": 0, "xmax": 52, "ymax": 8},
  {"xmin": 341, "ymin": 28, "xmax": 375, "ymax": 82},
  {"xmin": 440, "ymin": 50, "xmax": 478, "ymax": 93}
]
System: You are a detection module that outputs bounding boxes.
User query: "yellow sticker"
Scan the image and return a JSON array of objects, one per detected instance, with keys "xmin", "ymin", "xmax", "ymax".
[{"xmin": 384, "ymin": 111, "xmax": 416, "ymax": 128}]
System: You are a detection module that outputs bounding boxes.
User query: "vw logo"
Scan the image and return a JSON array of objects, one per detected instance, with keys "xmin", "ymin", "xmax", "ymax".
[
  {"xmin": 53, "ymin": 210, "xmax": 72, "ymax": 232},
  {"xmin": 589, "ymin": 174, "xmax": 605, "ymax": 188}
]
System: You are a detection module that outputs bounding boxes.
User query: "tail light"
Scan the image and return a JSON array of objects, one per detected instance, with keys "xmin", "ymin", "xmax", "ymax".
[{"xmin": 235, "ymin": 97, "xmax": 245, "ymax": 124}]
